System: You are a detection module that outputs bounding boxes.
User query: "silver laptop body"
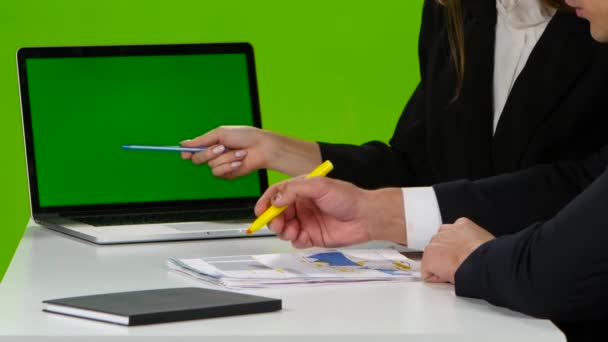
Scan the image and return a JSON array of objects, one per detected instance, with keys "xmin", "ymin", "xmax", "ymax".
[{"xmin": 18, "ymin": 43, "xmax": 273, "ymax": 244}]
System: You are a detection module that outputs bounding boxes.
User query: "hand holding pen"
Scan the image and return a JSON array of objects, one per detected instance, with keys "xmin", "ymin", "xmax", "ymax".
[
  {"xmin": 125, "ymin": 125, "xmax": 324, "ymax": 180},
  {"xmin": 180, "ymin": 126, "xmax": 323, "ymax": 179},
  {"xmin": 250, "ymin": 161, "xmax": 398, "ymax": 249},
  {"xmin": 179, "ymin": 126, "xmax": 271, "ymax": 179},
  {"xmin": 123, "ymin": 126, "xmax": 265, "ymax": 179}
]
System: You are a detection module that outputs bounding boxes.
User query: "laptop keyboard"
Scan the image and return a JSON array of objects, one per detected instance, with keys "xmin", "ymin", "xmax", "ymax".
[{"xmin": 73, "ymin": 210, "xmax": 254, "ymax": 227}]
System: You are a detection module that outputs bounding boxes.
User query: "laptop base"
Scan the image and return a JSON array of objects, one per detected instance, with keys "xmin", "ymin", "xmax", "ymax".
[{"xmin": 38, "ymin": 218, "xmax": 275, "ymax": 245}]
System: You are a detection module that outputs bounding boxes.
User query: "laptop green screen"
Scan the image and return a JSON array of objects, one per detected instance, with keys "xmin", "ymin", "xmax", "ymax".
[{"xmin": 25, "ymin": 53, "xmax": 262, "ymax": 207}]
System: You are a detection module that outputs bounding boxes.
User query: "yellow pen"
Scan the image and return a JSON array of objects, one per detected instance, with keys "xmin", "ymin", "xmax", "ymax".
[{"xmin": 246, "ymin": 160, "xmax": 334, "ymax": 235}]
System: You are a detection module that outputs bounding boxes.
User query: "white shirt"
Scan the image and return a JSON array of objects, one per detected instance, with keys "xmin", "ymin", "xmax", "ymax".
[{"xmin": 403, "ymin": 0, "xmax": 556, "ymax": 251}]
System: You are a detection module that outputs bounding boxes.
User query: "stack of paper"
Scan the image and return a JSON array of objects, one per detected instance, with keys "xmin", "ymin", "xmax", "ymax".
[{"xmin": 167, "ymin": 249, "xmax": 420, "ymax": 289}]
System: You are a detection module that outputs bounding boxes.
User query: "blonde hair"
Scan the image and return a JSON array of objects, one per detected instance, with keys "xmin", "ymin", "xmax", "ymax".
[{"xmin": 437, "ymin": 0, "xmax": 569, "ymax": 98}]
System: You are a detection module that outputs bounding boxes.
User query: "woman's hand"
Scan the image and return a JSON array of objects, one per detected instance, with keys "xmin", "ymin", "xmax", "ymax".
[
  {"xmin": 181, "ymin": 126, "xmax": 273, "ymax": 179},
  {"xmin": 181, "ymin": 126, "xmax": 321, "ymax": 178},
  {"xmin": 255, "ymin": 177, "xmax": 406, "ymax": 249},
  {"xmin": 421, "ymin": 217, "xmax": 495, "ymax": 284}
]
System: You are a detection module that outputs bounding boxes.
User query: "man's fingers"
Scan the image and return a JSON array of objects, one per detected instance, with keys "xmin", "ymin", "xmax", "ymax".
[
  {"xmin": 255, "ymin": 183, "xmax": 283, "ymax": 216},
  {"xmin": 255, "ymin": 177, "xmax": 335, "ymax": 218},
  {"xmin": 438, "ymin": 224, "xmax": 453, "ymax": 232},
  {"xmin": 420, "ymin": 266, "xmax": 433, "ymax": 281},
  {"xmin": 454, "ymin": 217, "xmax": 474, "ymax": 226},
  {"xmin": 424, "ymin": 274, "xmax": 444, "ymax": 283},
  {"xmin": 293, "ymin": 228, "xmax": 311, "ymax": 247},
  {"xmin": 268, "ymin": 213, "xmax": 286, "ymax": 236},
  {"xmin": 430, "ymin": 232, "xmax": 443, "ymax": 244},
  {"xmin": 277, "ymin": 218, "xmax": 301, "ymax": 241},
  {"xmin": 292, "ymin": 231, "xmax": 313, "ymax": 249},
  {"xmin": 283, "ymin": 205, "xmax": 296, "ymax": 221},
  {"xmin": 421, "ymin": 243, "xmax": 436, "ymax": 278},
  {"xmin": 281, "ymin": 223, "xmax": 300, "ymax": 242},
  {"xmin": 421, "ymin": 259, "xmax": 443, "ymax": 283},
  {"xmin": 254, "ymin": 176, "xmax": 311, "ymax": 216},
  {"xmin": 271, "ymin": 177, "xmax": 331, "ymax": 207}
]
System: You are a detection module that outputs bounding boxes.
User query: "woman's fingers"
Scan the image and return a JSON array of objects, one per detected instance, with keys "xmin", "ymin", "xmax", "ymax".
[
  {"xmin": 209, "ymin": 160, "xmax": 242, "ymax": 177},
  {"xmin": 207, "ymin": 150, "xmax": 247, "ymax": 168},
  {"xmin": 182, "ymin": 128, "xmax": 222, "ymax": 149},
  {"xmin": 191, "ymin": 144, "xmax": 227, "ymax": 165}
]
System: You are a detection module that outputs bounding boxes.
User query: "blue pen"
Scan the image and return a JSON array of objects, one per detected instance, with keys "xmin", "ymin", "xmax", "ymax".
[{"xmin": 122, "ymin": 144, "xmax": 207, "ymax": 153}]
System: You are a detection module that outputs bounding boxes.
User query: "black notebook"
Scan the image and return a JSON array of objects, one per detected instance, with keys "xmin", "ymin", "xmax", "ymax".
[{"xmin": 42, "ymin": 287, "xmax": 282, "ymax": 326}]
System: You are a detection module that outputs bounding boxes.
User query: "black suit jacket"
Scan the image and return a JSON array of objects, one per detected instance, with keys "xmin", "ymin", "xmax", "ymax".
[
  {"xmin": 433, "ymin": 146, "xmax": 608, "ymax": 342},
  {"xmin": 319, "ymin": 0, "xmax": 608, "ymax": 189}
]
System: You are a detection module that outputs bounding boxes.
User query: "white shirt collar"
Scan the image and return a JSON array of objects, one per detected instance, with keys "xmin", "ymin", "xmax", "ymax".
[{"xmin": 496, "ymin": 0, "xmax": 556, "ymax": 29}]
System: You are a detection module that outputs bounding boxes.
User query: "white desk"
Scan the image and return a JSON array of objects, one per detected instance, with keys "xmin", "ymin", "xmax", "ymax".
[{"xmin": 0, "ymin": 221, "xmax": 565, "ymax": 342}]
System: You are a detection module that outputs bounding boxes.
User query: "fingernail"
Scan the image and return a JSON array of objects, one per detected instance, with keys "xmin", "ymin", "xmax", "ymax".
[
  {"xmin": 235, "ymin": 150, "xmax": 247, "ymax": 158},
  {"xmin": 271, "ymin": 192, "xmax": 282, "ymax": 204},
  {"xmin": 180, "ymin": 139, "xmax": 191, "ymax": 145},
  {"xmin": 213, "ymin": 145, "xmax": 226, "ymax": 154},
  {"xmin": 231, "ymin": 161, "xmax": 242, "ymax": 169}
]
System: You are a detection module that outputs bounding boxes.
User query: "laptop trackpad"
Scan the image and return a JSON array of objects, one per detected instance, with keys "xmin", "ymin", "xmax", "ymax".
[{"xmin": 167, "ymin": 221, "xmax": 250, "ymax": 232}]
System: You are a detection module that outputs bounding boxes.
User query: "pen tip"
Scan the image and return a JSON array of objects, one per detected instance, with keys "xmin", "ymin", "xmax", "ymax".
[{"xmin": 245, "ymin": 229, "xmax": 252, "ymax": 235}]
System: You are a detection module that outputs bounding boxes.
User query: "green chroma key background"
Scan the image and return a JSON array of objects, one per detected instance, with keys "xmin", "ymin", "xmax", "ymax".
[{"xmin": 0, "ymin": 0, "xmax": 423, "ymax": 281}]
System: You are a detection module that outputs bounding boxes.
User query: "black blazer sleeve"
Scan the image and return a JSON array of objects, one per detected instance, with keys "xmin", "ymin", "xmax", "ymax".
[
  {"xmin": 319, "ymin": 84, "xmax": 430, "ymax": 189},
  {"xmin": 454, "ymin": 165, "xmax": 608, "ymax": 324},
  {"xmin": 318, "ymin": 1, "xmax": 441, "ymax": 189},
  {"xmin": 433, "ymin": 146, "xmax": 608, "ymax": 237}
]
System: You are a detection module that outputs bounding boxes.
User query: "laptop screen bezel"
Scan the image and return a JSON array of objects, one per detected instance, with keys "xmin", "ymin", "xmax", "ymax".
[{"xmin": 17, "ymin": 43, "xmax": 269, "ymax": 217}]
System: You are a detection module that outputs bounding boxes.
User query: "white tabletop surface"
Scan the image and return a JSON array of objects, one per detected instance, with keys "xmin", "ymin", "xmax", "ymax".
[{"xmin": 0, "ymin": 221, "xmax": 565, "ymax": 342}]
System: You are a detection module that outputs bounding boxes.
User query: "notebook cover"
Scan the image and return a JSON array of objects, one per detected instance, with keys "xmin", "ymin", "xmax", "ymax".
[{"xmin": 43, "ymin": 287, "xmax": 282, "ymax": 326}]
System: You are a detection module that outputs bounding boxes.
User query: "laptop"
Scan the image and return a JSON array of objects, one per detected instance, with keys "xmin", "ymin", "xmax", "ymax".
[{"xmin": 17, "ymin": 43, "xmax": 274, "ymax": 244}]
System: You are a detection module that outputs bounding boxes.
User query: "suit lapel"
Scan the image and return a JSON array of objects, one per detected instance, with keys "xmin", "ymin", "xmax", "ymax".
[{"xmin": 492, "ymin": 11, "xmax": 596, "ymax": 172}]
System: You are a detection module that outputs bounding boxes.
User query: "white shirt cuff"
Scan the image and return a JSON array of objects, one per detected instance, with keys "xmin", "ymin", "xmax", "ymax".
[{"xmin": 401, "ymin": 187, "xmax": 443, "ymax": 251}]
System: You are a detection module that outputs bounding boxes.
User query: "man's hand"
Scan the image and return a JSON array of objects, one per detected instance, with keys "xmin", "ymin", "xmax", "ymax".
[
  {"xmin": 421, "ymin": 217, "xmax": 495, "ymax": 284},
  {"xmin": 255, "ymin": 177, "xmax": 407, "ymax": 248}
]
